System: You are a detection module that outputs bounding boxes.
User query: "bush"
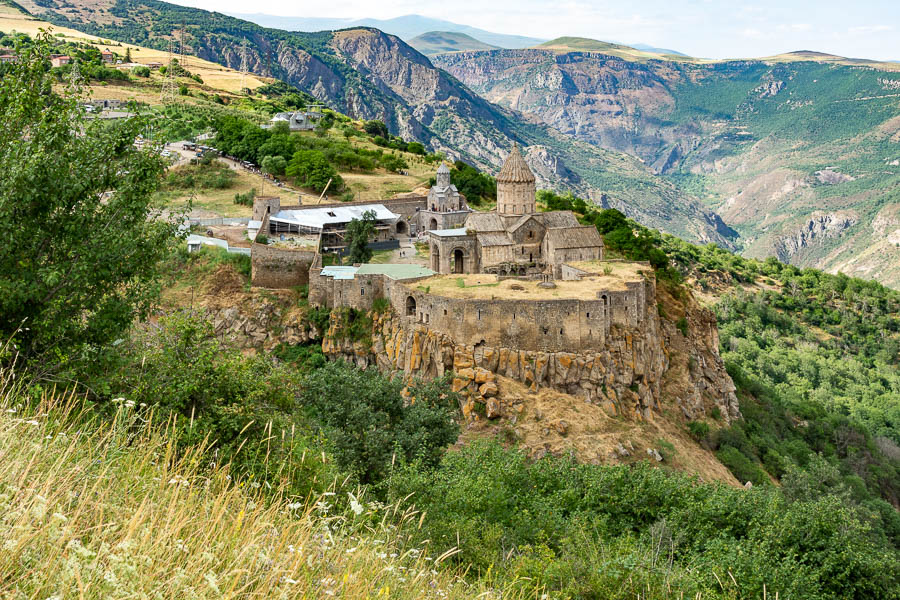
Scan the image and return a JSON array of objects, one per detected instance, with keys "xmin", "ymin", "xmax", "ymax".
[
  {"xmin": 233, "ymin": 188, "xmax": 256, "ymax": 206},
  {"xmin": 716, "ymin": 445, "xmax": 770, "ymax": 485},
  {"xmin": 132, "ymin": 65, "xmax": 150, "ymax": 77},
  {"xmin": 300, "ymin": 361, "xmax": 460, "ymax": 485},
  {"xmin": 687, "ymin": 420, "xmax": 711, "ymax": 442}
]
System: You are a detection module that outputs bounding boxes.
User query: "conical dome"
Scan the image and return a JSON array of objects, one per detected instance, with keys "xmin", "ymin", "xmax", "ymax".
[
  {"xmin": 497, "ymin": 144, "xmax": 535, "ymax": 184},
  {"xmin": 436, "ymin": 163, "xmax": 450, "ymax": 174}
]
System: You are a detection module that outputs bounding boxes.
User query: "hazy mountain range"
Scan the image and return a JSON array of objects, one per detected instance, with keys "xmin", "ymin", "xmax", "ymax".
[{"xmin": 226, "ymin": 12, "xmax": 685, "ymax": 56}]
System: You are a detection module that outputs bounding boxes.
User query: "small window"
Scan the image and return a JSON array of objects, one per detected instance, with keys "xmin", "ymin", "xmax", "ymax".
[
  {"xmin": 528, "ymin": 230, "xmax": 533, "ymax": 239},
  {"xmin": 586, "ymin": 312, "xmax": 590, "ymax": 318},
  {"xmin": 444, "ymin": 309, "xmax": 448, "ymax": 315},
  {"xmin": 560, "ymin": 329, "xmax": 563, "ymax": 335},
  {"xmin": 477, "ymin": 309, "xmax": 481, "ymax": 320},
  {"xmin": 360, "ymin": 287, "xmax": 365, "ymax": 296}
]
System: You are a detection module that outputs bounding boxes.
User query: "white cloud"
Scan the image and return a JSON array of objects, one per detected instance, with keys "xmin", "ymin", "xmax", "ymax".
[{"xmin": 848, "ymin": 25, "xmax": 893, "ymax": 34}]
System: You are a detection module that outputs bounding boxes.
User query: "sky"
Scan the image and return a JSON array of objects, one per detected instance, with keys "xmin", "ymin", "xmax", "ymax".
[{"xmin": 169, "ymin": 0, "xmax": 900, "ymax": 61}]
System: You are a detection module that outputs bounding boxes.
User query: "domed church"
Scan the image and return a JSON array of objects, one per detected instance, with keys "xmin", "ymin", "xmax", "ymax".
[{"xmin": 427, "ymin": 145, "xmax": 604, "ymax": 277}]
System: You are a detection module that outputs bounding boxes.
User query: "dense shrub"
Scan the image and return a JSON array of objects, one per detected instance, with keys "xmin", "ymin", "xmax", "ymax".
[
  {"xmin": 299, "ymin": 361, "xmax": 460, "ymax": 485},
  {"xmin": 389, "ymin": 440, "xmax": 899, "ymax": 599}
]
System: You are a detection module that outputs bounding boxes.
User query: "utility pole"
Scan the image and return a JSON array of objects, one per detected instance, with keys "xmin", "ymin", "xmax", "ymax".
[
  {"xmin": 159, "ymin": 38, "xmax": 178, "ymax": 105},
  {"xmin": 239, "ymin": 39, "xmax": 249, "ymax": 95}
]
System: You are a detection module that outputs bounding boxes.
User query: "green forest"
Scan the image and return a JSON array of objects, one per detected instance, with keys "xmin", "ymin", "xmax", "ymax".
[{"xmin": 1, "ymin": 36, "xmax": 898, "ymax": 599}]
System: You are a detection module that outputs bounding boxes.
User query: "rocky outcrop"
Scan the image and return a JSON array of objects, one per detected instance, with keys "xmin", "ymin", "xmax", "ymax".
[
  {"xmin": 774, "ymin": 212, "xmax": 858, "ymax": 262},
  {"xmin": 205, "ymin": 300, "xmax": 320, "ymax": 350},
  {"xmin": 322, "ymin": 305, "xmax": 740, "ymax": 425}
]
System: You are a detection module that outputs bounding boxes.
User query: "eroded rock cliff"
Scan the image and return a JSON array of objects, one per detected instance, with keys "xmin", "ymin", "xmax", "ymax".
[{"xmin": 321, "ymin": 294, "xmax": 739, "ymax": 427}]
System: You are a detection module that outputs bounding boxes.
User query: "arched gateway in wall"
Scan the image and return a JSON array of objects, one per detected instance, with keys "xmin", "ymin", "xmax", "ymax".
[{"xmin": 452, "ymin": 248, "xmax": 465, "ymax": 273}]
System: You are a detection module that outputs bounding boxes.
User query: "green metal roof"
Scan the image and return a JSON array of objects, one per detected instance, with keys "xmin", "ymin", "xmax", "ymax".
[{"xmin": 356, "ymin": 264, "xmax": 435, "ymax": 280}]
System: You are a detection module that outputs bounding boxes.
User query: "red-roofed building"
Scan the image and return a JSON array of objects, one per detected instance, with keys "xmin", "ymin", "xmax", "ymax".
[
  {"xmin": 50, "ymin": 55, "xmax": 71, "ymax": 67},
  {"xmin": 100, "ymin": 48, "xmax": 114, "ymax": 63},
  {"xmin": 0, "ymin": 54, "xmax": 17, "ymax": 64}
]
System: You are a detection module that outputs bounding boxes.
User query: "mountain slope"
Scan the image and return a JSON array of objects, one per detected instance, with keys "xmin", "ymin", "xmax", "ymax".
[
  {"xmin": 13, "ymin": 0, "xmax": 734, "ymax": 246},
  {"xmin": 409, "ymin": 31, "xmax": 499, "ymax": 55},
  {"xmin": 433, "ymin": 48, "xmax": 900, "ymax": 286},
  {"xmin": 226, "ymin": 12, "xmax": 545, "ymax": 49}
]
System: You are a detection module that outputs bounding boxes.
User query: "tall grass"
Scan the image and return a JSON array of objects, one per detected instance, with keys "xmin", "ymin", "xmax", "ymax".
[{"xmin": 0, "ymin": 369, "xmax": 524, "ymax": 599}]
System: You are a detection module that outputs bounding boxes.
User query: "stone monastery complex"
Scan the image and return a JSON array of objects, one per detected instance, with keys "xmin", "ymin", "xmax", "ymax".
[{"xmin": 246, "ymin": 147, "xmax": 739, "ymax": 421}]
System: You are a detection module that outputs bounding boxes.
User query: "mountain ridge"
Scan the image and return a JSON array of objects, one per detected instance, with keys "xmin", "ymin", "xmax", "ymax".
[
  {"xmin": 408, "ymin": 31, "xmax": 500, "ymax": 55},
  {"xmin": 225, "ymin": 12, "xmax": 545, "ymax": 49}
]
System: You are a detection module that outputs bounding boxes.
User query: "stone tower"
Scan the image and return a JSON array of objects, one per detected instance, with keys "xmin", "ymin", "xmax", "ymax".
[
  {"xmin": 436, "ymin": 162, "xmax": 451, "ymax": 188},
  {"xmin": 496, "ymin": 144, "xmax": 536, "ymax": 216}
]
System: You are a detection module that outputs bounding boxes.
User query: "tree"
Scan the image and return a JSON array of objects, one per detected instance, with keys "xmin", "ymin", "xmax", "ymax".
[
  {"xmin": 0, "ymin": 36, "xmax": 180, "ymax": 373},
  {"xmin": 124, "ymin": 47, "xmax": 132, "ymax": 62},
  {"xmin": 260, "ymin": 154, "xmax": 287, "ymax": 177},
  {"xmin": 285, "ymin": 149, "xmax": 342, "ymax": 193},
  {"xmin": 345, "ymin": 210, "xmax": 376, "ymax": 264},
  {"xmin": 363, "ymin": 119, "xmax": 389, "ymax": 138},
  {"xmin": 300, "ymin": 360, "xmax": 459, "ymax": 484}
]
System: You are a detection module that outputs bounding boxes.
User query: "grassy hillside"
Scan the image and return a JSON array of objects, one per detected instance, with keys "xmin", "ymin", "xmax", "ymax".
[
  {"xmin": 408, "ymin": 31, "xmax": 499, "ymax": 55},
  {"xmin": 0, "ymin": 374, "xmax": 510, "ymax": 599}
]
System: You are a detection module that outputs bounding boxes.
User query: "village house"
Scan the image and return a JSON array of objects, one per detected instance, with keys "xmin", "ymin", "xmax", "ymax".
[
  {"xmin": 50, "ymin": 55, "xmax": 71, "ymax": 68},
  {"xmin": 100, "ymin": 48, "xmax": 114, "ymax": 63}
]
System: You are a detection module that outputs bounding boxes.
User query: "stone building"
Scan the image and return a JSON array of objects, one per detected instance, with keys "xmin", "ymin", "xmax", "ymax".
[{"xmin": 427, "ymin": 146, "xmax": 603, "ymax": 277}]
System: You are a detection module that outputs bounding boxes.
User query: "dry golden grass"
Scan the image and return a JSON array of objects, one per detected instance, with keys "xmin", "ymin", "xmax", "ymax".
[
  {"xmin": 0, "ymin": 6, "xmax": 271, "ymax": 94},
  {"xmin": 0, "ymin": 369, "xmax": 528, "ymax": 599},
  {"xmin": 162, "ymin": 167, "xmax": 306, "ymax": 219},
  {"xmin": 419, "ymin": 262, "xmax": 649, "ymax": 300}
]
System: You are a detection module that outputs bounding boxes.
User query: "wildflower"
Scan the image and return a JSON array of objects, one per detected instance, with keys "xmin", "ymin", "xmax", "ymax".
[
  {"xmin": 125, "ymin": 399, "xmax": 136, "ymax": 408},
  {"xmin": 287, "ymin": 502, "xmax": 303, "ymax": 511},
  {"xmin": 204, "ymin": 572, "xmax": 220, "ymax": 594},
  {"xmin": 26, "ymin": 420, "xmax": 39, "ymax": 426},
  {"xmin": 348, "ymin": 492, "xmax": 364, "ymax": 516},
  {"xmin": 112, "ymin": 397, "xmax": 124, "ymax": 404}
]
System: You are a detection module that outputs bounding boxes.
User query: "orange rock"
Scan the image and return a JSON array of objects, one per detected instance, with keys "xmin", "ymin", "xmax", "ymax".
[
  {"xmin": 456, "ymin": 367, "xmax": 475, "ymax": 381},
  {"xmin": 474, "ymin": 368, "xmax": 494, "ymax": 384},
  {"xmin": 479, "ymin": 382, "xmax": 499, "ymax": 397}
]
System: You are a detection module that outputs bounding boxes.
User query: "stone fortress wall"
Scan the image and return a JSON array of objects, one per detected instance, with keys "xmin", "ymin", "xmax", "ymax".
[
  {"xmin": 250, "ymin": 211, "xmax": 318, "ymax": 288},
  {"xmin": 310, "ymin": 263, "xmax": 654, "ymax": 354}
]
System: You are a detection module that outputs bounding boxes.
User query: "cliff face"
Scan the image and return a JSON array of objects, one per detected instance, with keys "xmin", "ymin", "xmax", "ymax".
[{"xmin": 321, "ymin": 298, "xmax": 739, "ymax": 427}]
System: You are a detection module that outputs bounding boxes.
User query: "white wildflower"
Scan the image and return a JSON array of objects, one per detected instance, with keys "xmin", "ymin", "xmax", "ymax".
[
  {"xmin": 348, "ymin": 492, "xmax": 364, "ymax": 516},
  {"xmin": 204, "ymin": 572, "xmax": 220, "ymax": 594}
]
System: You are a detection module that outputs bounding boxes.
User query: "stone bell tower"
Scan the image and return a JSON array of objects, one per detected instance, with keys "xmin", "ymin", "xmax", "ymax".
[
  {"xmin": 436, "ymin": 162, "xmax": 451, "ymax": 188},
  {"xmin": 496, "ymin": 144, "xmax": 536, "ymax": 216}
]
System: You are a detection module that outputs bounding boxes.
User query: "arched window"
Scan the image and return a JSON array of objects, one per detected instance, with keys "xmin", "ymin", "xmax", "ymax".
[{"xmin": 405, "ymin": 296, "xmax": 416, "ymax": 316}]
